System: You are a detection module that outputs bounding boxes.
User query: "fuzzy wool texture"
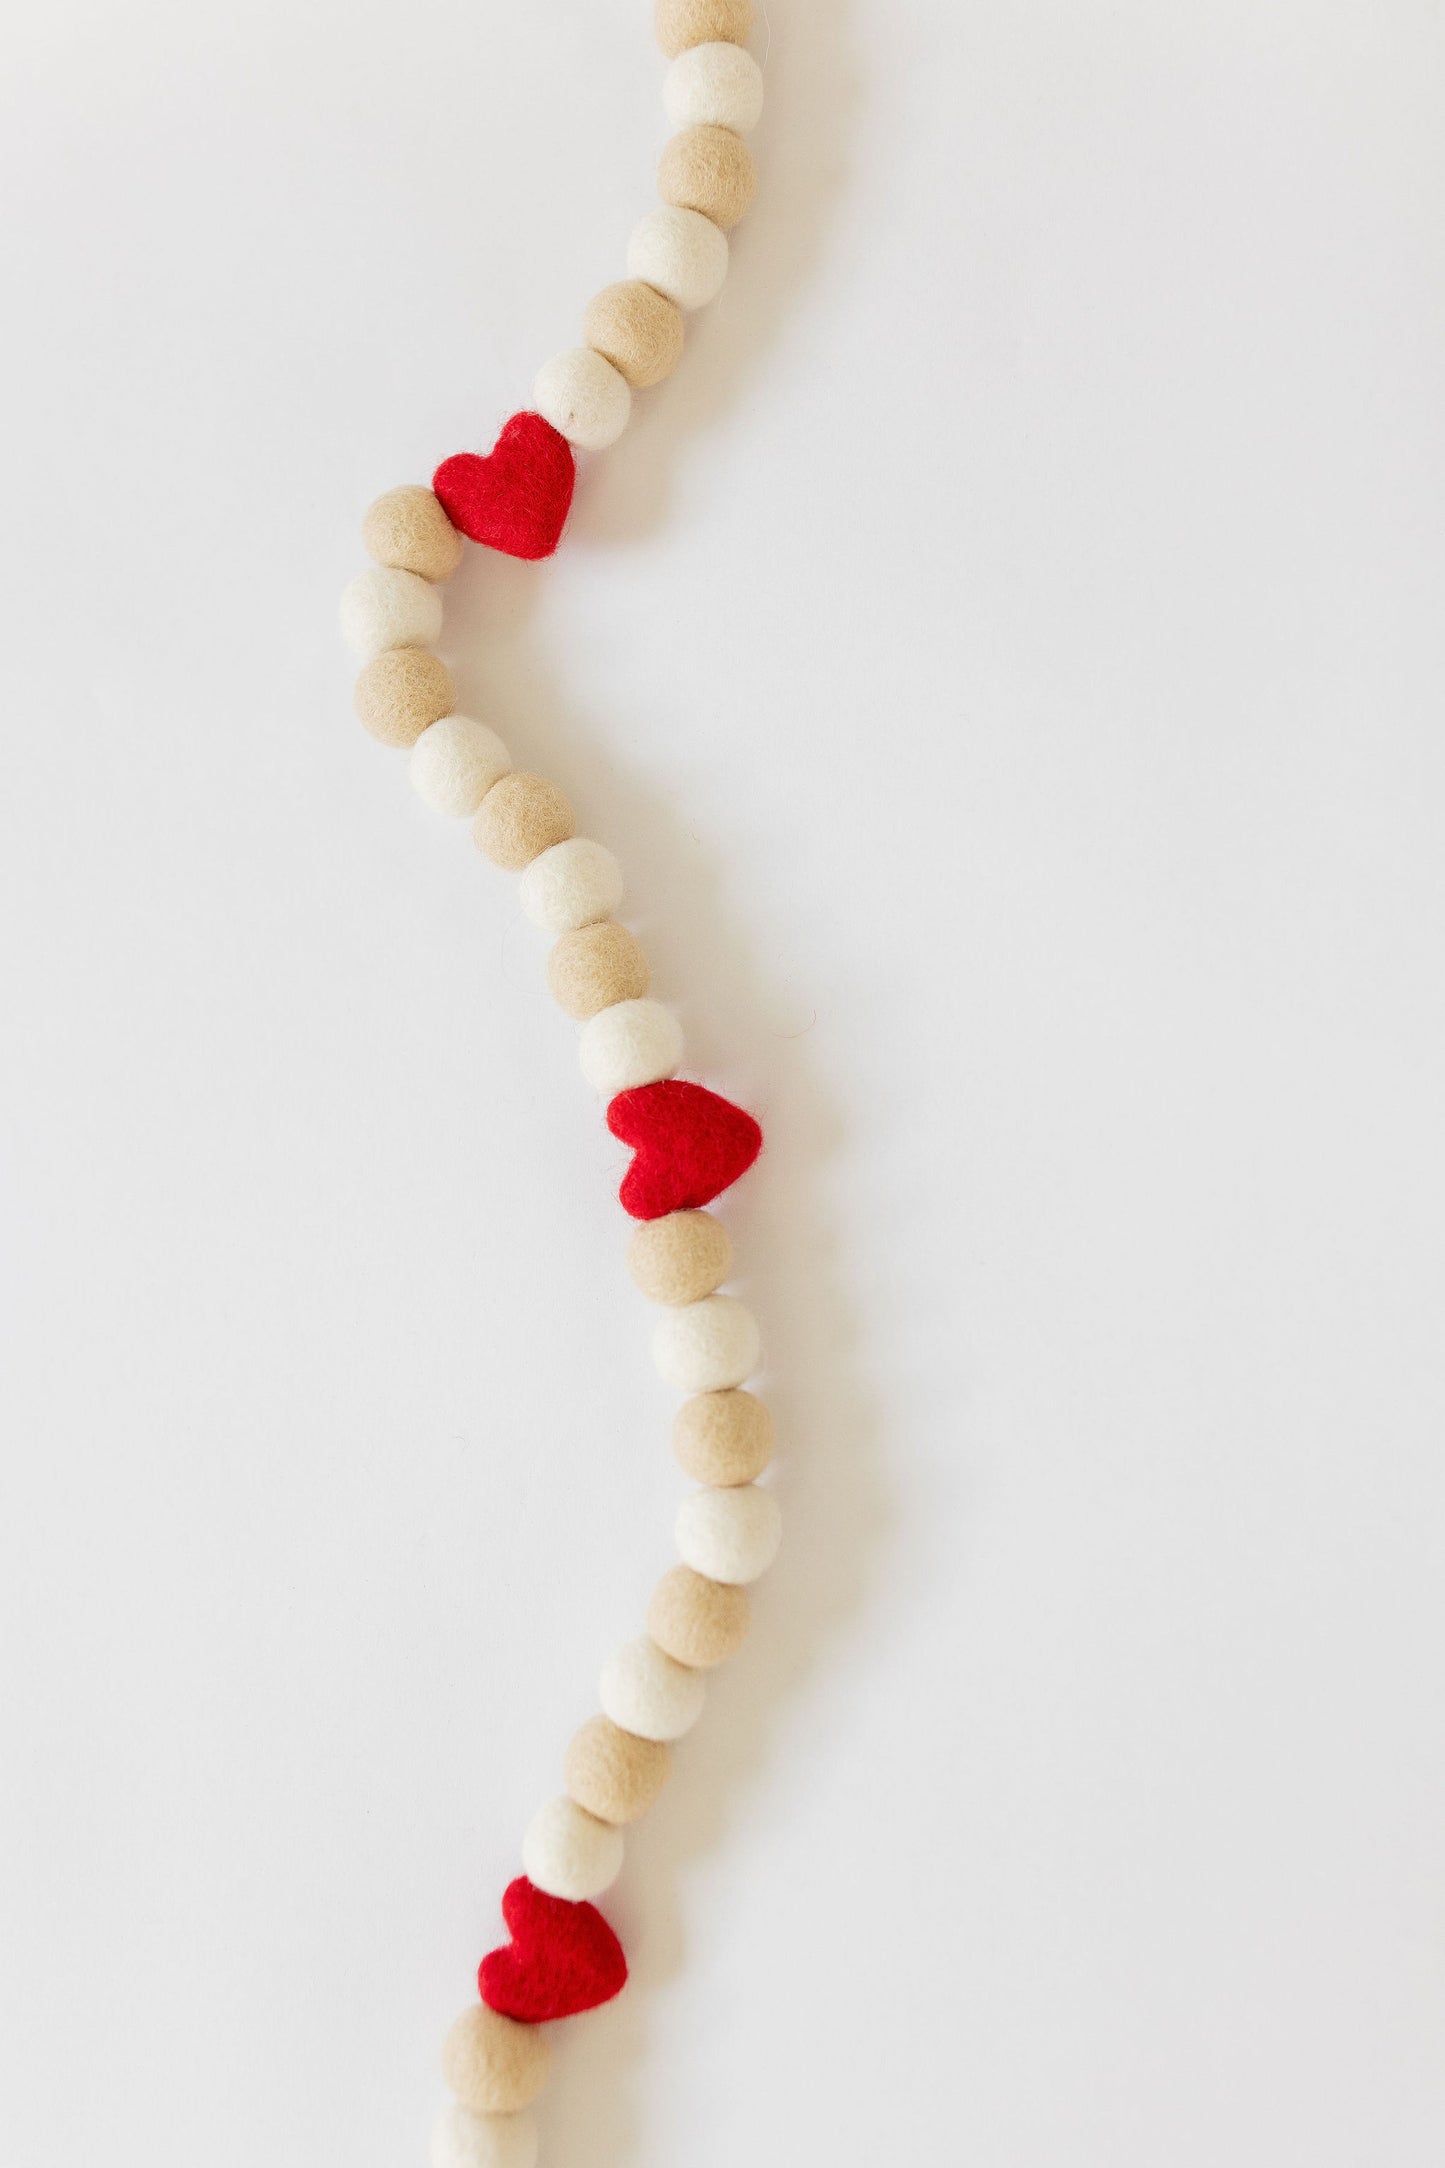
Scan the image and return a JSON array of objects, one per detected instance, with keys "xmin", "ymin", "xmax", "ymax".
[
  {"xmin": 582, "ymin": 280, "xmax": 685, "ymax": 389},
  {"xmin": 410, "ymin": 715, "xmax": 512, "ymax": 818},
  {"xmin": 339, "ymin": 564, "xmax": 445, "ymax": 662},
  {"xmin": 676, "ymin": 1482, "xmax": 782, "ymax": 1585},
  {"xmin": 626, "ymin": 206, "xmax": 729, "ymax": 311},
  {"xmin": 354, "ymin": 646, "xmax": 455, "ymax": 748},
  {"xmin": 479, "ymin": 1877, "xmax": 627, "ymax": 2024},
  {"xmin": 547, "ymin": 922, "xmax": 649, "ymax": 1020},
  {"xmin": 518, "ymin": 838, "xmax": 624, "ymax": 934},
  {"xmin": 607, "ymin": 1078, "xmax": 763, "ymax": 1219},
  {"xmin": 647, "ymin": 1564, "xmax": 750, "ymax": 1668},
  {"xmin": 432, "ymin": 2103, "xmax": 538, "ymax": 2168},
  {"xmin": 521, "ymin": 1795, "xmax": 625, "ymax": 1901},
  {"xmin": 474, "ymin": 773, "xmax": 575, "ymax": 870},
  {"xmin": 655, "ymin": 0, "xmax": 754, "ymax": 57},
  {"xmin": 663, "ymin": 42, "xmax": 764, "ymax": 133},
  {"xmin": 657, "ymin": 124, "xmax": 757, "ymax": 231},
  {"xmin": 673, "ymin": 1388, "xmax": 775, "ymax": 1486},
  {"xmin": 364, "ymin": 484, "xmax": 464, "ymax": 584},
  {"xmin": 578, "ymin": 1000, "xmax": 683, "ymax": 1097},
  {"xmin": 653, "ymin": 1291, "xmax": 760, "ymax": 1392},
  {"xmin": 532, "ymin": 348, "xmax": 631, "ymax": 452},
  {"xmin": 628, "ymin": 1209, "xmax": 732, "ymax": 1304},
  {"xmin": 442, "ymin": 2004, "xmax": 550, "ymax": 2118},
  {"xmin": 564, "ymin": 1716, "xmax": 672, "ymax": 1825},
  {"xmin": 433, "ymin": 413, "xmax": 575, "ymax": 561},
  {"xmin": 600, "ymin": 1635, "xmax": 707, "ymax": 1742}
]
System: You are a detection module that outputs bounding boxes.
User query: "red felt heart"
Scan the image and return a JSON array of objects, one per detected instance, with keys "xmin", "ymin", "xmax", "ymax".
[
  {"xmin": 433, "ymin": 412, "xmax": 576, "ymax": 560},
  {"xmin": 607, "ymin": 1080, "xmax": 764, "ymax": 1221},
  {"xmin": 478, "ymin": 1877, "xmax": 627, "ymax": 2023}
]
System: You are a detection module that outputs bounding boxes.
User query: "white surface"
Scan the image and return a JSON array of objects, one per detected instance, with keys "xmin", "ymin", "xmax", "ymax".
[{"xmin": 1, "ymin": 4, "xmax": 1443, "ymax": 2166}]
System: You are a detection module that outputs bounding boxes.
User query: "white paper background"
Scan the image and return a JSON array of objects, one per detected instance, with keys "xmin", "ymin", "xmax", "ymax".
[{"xmin": 2, "ymin": 3, "xmax": 1443, "ymax": 2163}]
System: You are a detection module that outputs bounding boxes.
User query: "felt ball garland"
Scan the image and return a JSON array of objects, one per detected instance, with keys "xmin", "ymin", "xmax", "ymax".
[{"xmin": 338, "ymin": 10, "xmax": 769, "ymax": 2161}]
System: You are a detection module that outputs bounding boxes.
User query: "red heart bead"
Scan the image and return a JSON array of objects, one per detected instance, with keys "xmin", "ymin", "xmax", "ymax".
[
  {"xmin": 433, "ymin": 413, "xmax": 575, "ymax": 560},
  {"xmin": 607, "ymin": 1080, "xmax": 763, "ymax": 1221},
  {"xmin": 478, "ymin": 1876, "xmax": 627, "ymax": 2024}
]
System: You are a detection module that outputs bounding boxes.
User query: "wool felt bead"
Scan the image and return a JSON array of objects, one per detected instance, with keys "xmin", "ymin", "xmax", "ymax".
[
  {"xmin": 607, "ymin": 1078, "xmax": 763, "ymax": 1218},
  {"xmin": 354, "ymin": 647, "xmax": 456, "ymax": 749},
  {"xmin": 676, "ymin": 1482, "xmax": 781, "ymax": 1584},
  {"xmin": 475, "ymin": 774, "xmax": 576, "ymax": 869},
  {"xmin": 364, "ymin": 485, "xmax": 465, "ymax": 584},
  {"xmin": 434, "ymin": 414, "xmax": 575, "ymax": 560},
  {"xmin": 533, "ymin": 349, "xmax": 631, "ymax": 452},
  {"xmin": 339, "ymin": 564, "xmax": 445, "ymax": 662},
  {"xmin": 522, "ymin": 1795, "xmax": 625, "ymax": 1901},
  {"xmin": 664, "ymin": 43, "xmax": 764, "ymax": 132},
  {"xmin": 479, "ymin": 1877, "xmax": 627, "ymax": 2023},
  {"xmin": 579, "ymin": 999, "xmax": 683, "ymax": 1096},
  {"xmin": 564, "ymin": 1715, "xmax": 673, "ymax": 1824},
  {"xmin": 432, "ymin": 2103, "xmax": 538, "ymax": 2168},
  {"xmin": 583, "ymin": 281, "xmax": 685, "ymax": 390},
  {"xmin": 658, "ymin": 125, "xmax": 757, "ymax": 232},
  {"xmin": 410, "ymin": 715, "xmax": 512, "ymax": 818},
  {"xmin": 626, "ymin": 207, "xmax": 729, "ymax": 311},
  {"xmin": 656, "ymin": 0, "xmax": 754, "ymax": 58},
  {"xmin": 600, "ymin": 1635, "xmax": 707, "ymax": 1742},
  {"xmin": 547, "ymin": 922, "xmax": 650, "ymax": 1020},
  {"xmin": 653, "ymin": 1292, "xmax": 760, "ymax": 1391},
  {"xmin": 673, "ymin": 1389, "xmax": 774, "ymax": 1485},
  {"xmin": 647, "ymin": 1564, "xmax": 750, "ymax": 1668},
  {"xmin": 628, "ymin": 1209, "xmax": 732, "ymax": 1304},
  {"xmin": 518, "ymin": 838, "xmax": 624, "ymax": 934},
  {"xmin": 442, "ymin": 2004, "xmax": 550, "ymax": 2117}
]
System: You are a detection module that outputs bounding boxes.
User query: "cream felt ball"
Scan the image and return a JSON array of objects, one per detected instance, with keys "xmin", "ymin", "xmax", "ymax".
[
  {"xmin": 364, "ymin": 484, "xmax": 464, "ymax": 584},
  {"xmin": 676, "ymin": 1482, "xmax": 781, "ymax": 1584},
  {"xmin": 583, "ymin": 280, "xmax": 685, "ymax": 389},
  {"xmin": 658, "ymin": 125, "xmax": 757, "ymax": 231},
  {"xmin": 522, "ymin": 1795, "xmax": 625, "ymax": 1900},
  {"xmin": 626, "ymin": 207, "xmax": 729, "ymax": 311},
  {"xmin": 518, "ymin": 838, "xmax": 624, "ymax": 933},
  {"xmin": 565, "ymin": 1715, "xmax": 672, "ymax": 1824},
  {"xmin": 354, "ymin": 647, "xmax": 455, "ymax": 748},
  {"xmin": 656, "ymin": 0, "xmax": 754, "ymax": 57},
  {"xmin": 532, "ymin": 349, "xmax": 631, "ymax": 452},
  {"xmin": 474, "ymin": 773, "xmax": 576, "ymax": 869},
  {"xmin": 442, "ymin": 2004, "xmax": 549, "ymax": 2116},
  {"xmin": 628, "ymin": 1209, "xmax": 732, "ymax": 1304},
  {"xmin": 653, "ymin": 1293, "xmax": 760, "ymax": 1391},
  {"xmin": 600, "ymin": 1635, "xmax": 707, "ymax": 1741},
  {"xmin": 648, "ymin": 1564, "xmax": 749, "ymax": 1668},
  {"xmin": 664, "ymin": 43, "xmax": 764, "ymax": 133},
  {"xmin": 578, "ymin": 998, "xmax": 683, "ymax": 1095},
  {"xmin": 410, "ymin": 715, "xmax": 512, "ymax": 818},
  {"xmin": 432, "ymin": 2103, "xmax": 539, "ymax": 2168},
  {"xmin": 673, "ymin": 1388, "xmax": 774, "ymax": 1485},
  {"xmin": 339, "ymin": 564, "xmax": 445, "ymax": 662},
  {"xmin": 547, "ymin": 922, "xmax": 650, "ymax": 1020}
]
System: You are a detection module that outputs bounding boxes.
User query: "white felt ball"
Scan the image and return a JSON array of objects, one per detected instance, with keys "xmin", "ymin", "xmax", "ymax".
[
  {"xmin": 518, "ymin": 838, "xmax": 625, "ymax": 934},
  {"xmin": 578, "ymin": 999, "xmax": 683, "ymax": 1096},
  {"xmin": 409, "ymin": 715, "xmax": 512, "ymax": 818},
  {"xmin": 433, "ymin": 2102, "xmax": 539, "ymax": 2168},
  {"xmin": 533, "ymin": 348, "xmax": 631, "ymax": 452},
  {"xmin": 664, "ymin": 43, "xmax": 765, "ymax": 132},
  {"xmin": 653, "ymin": 1294, "xmax": 760, "ymax": 1393},
  {"xmin": 600, "ymin": 1635, "xmax": 707, "ymax": 1741},
  {"xmin": 626, "ymin": 206, "xmax": 730, "ymax": 311},
  {"xmin": 339, "ymin": 565, "xmax": 444, "ymax": 662},
  {"xmin": 676, "ymin": 1482, "xmax": 782, "ymax": 1584},
  {"xmin": 521, "ymin": 1795, "xmax": 625, "ymax": 1901}
]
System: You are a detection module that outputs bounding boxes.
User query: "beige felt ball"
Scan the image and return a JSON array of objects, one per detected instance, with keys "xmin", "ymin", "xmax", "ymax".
[
  {"xmin": 676, "ymin": 1482, "xmax": 782, "ymax": 1584},
  {"xmin": 532, "ymin": 348, "xmax": 631, "ymax": 452},
  {"xmin": 474, "ymin": 773, "xmax": 576, "ymax": 869},
  {"xmin": 658, "ymin": 125, "xmax": 756, "ymax": 232},
  {"xmin": 626, "ymin": 206, "xmax": 730, "ymax": 311},
  {"xmin": 564, "ymin": 1715, "xmax": 672, "ymax": 1824},
  {"xmin": 653, "ymin": 1293, "xmax": 760, "ymax": 1392},
  {"xmin": 579, "ymin": 998, "xmax": 683, "ymax": 1095},
  {"xmin": 656, "ymin": 0, "xmax": 754, "ymax": 58},
  {"xmin": 518, "ymin": 838, "xmax": 624, "ymax": 934},
  {"xmin": 354, "ymin": 647, "xmax": 456, "ymax": 749},
  {"xmin": 339, "ymin": 564, "xmax": 444, "ymax": 662},
  {"xmin": 432, "ymin": 2102, "xmax": 538, "ymax": 2168},
  {"xmin": 600, "ymin": 1635, "xmax": 707, "ymax": 1741},
  {"xmin": 628, "ymin": 1211, "xmax": 732, "ymax": 1305},
  {"xmin": 442, "ymin": 2004, "xmax": 549, "ymax": 2117},
  {"xmin": 363, "ymin": 484, "xmax": 464, "ymax": 583},
  {"xmin": 522, "ymin": 1795, "xmax": 625, "ymax": 1901},
  {"xmin": 647, "ymin": 1564, "xmax": 750, "ymax": 1669},
  {"xmin": 410, "ymin": 715, "xmax": 512, "ymax": 818},
  {"xmin": 673, "ymin": 1389, "xmax": 775, "ymax": 1485},
  {"xmin": 664, "ymin": 43, "xmax": 765, "ymax": 133},
  {"xmin": 547, "ymin": 922, "xmax": 650, "ymax": 1020},
  {"xmin": 583, "ymin": 280, "xmax": 685, "ymax": 390}
]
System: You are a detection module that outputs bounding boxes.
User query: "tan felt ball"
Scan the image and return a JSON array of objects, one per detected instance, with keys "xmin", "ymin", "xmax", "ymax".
[
  {"xmin": 354, "ymin": 647, "xmax": 455, "ymax": 748},
  {"xmin": 656, "ymin": 0, "xmax": 754, "ymax": 57},
  {"xmin": 547, "ymin": 922, "xmax": 649, "ymax": 1020},
  {"xmin": 658, "ymin": 125, "xmax": 756, "ymax": 231},
  {"xmin": 474, "ymin": 774, "xmax": 576, "ymax": 869},
  {"xmin": 362, "ymin": 484, "xmax": 464, "ymax": 583},
  {"xmin": 673, "ymin": 1389, "xmax": 775, "ymax": 1486},
  {"xmin": 628, "ymin": 1210, "xmax": 732, "ymax": 1305},
  {"xmin": 442, "ymin": 2004, "xmax": 549, "ymax": 2117},
  {"xmin": 564, "ymin": 1715, "xmax": 672, "ymax": 1825},
  {"xmin": 648, "ymin": 1565, "xmax": 750, "ymax": 1669},
  {"xmin": 583, "ymin": 281, "xmax": 685, "ymax": 390}
]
